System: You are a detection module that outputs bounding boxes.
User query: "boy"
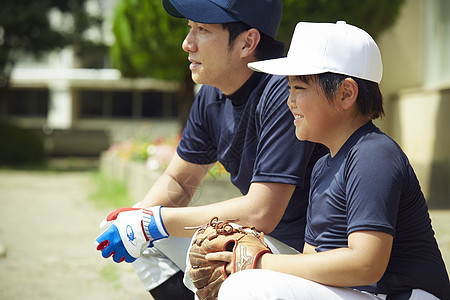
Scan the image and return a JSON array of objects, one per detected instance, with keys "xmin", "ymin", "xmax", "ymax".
[{"xmin": 207, "ymin": 21, "xmax": 450, "ymax": 299}]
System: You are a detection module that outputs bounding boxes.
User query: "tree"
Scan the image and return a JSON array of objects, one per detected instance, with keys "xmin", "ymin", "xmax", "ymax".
[
  {"xmin": 0, "ymin": 0, "xmax": 104, "ymax": 100},
  {"xmin": 110, "ymin": 0, "xmax": 405, "ymax": 128}
]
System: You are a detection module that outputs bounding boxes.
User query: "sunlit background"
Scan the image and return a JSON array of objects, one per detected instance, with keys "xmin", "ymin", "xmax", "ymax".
[{"xmin": 0, "ymin": 0, "xmax": 448, "ymax": 299}]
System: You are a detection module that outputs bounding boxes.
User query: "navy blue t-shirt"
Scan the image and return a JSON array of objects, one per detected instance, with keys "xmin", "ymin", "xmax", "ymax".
[
  {"xmin": 305, "ymin": 121, "xmax": 450, "ymax": 299},
  {"xmin": 177, "ymin": 72, "xmax": 326, "ymax": 251}
]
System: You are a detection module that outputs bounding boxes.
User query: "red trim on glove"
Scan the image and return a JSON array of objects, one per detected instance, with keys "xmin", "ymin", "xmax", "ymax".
[
  {"xmin": 97, "ymin": 240, "xmax": 109, "ymax": 251},
  {"xmin": 106, "ymin": 207, "xmax": 140, "ymax": 222}
]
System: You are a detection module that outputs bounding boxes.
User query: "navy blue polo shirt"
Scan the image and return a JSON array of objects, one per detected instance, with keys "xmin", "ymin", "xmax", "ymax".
[
  {"xmin": 177, "ymin": 72, "xmax": 326, "ymax": 251},
  {"xmin": 305, "ymin": 121, "xmax": 450, "ymax": 299}
]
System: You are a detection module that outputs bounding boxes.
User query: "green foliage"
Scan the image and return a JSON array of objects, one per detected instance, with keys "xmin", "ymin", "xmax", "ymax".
[
  {"xmin": 0, "ymin": 0, "xmax": 103, "ymax": 55},
  {"xmin": 0, "ymin": 123, "xmax": 46, "ymax": 166},
  {"xmin": 0, "ymin": 0, "xmax": 62, "ymax": 87},
  {"xmin": 90, "ymin": 172, "xmax": 134, "ymax": 208},
  {"xmin": 0, "ymin": 0, "xmax": 104, "ymax": 90},
  {"xmin": 279, "ymin": 0, "xmax": 405, "ymax": 46},
  {"xmin": 110, "ymin": 0, "xmax": 189, "ymax": 80},
  {"xmin": 0, "ymin": 1, "xmax": 65, "ymax": 55}
]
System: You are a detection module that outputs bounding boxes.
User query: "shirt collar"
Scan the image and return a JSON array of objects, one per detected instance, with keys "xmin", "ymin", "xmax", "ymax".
[{"xmin": 225, "ymin": 72, "xmax": 263, "ymax": 106}]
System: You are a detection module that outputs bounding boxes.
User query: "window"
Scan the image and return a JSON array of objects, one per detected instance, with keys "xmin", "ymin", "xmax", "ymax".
[
  {"xmin": 79, "ymin": 89, "xmax": 179, "ymax": 119},
  {"xmin": 112, "ymin": 91, "xmax": 133, "ymax": 117},
  {"xmin": 80, "ymin": 90, "xmax": 104, "ymax": 117},
  {"xmin": 142, "ymin": 91, "xmax": 178, "ymax": 118},
  {"xmin": 6, "ymin": 88, "xmax": 49, "ymax": 117},
  {"xmin": 142, "ymin": 91, "xmax": 164, "ymax": 117}
]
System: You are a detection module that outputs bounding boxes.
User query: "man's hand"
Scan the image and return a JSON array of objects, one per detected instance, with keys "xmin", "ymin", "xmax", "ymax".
[{"xmin": 95, "ymin": 206, "xmax": 168, "ymax": 263}]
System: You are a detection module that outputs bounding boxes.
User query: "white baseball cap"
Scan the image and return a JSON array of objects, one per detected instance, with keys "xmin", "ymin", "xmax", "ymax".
[{"xmin": 248, "ymin": 21, "xmax": 383, "ymax": 83}]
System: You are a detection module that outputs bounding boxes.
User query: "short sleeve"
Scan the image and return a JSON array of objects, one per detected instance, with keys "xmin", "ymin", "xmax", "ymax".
[
  {"xmin": 344, "ymin": 138, "xmax": 405, "ymax": 236},
  {"xmin": 177, "ymin": 87, "xmax": 218, "ymax": 165},
  {"xmin": 252, "ymin": 76, "xmax": 316, "ymax": 187}
]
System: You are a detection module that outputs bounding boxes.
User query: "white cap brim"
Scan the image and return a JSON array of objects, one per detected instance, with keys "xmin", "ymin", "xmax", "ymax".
[{"xmin": 248, "ymin": 57, "xmax": 327, "ymax": 77}]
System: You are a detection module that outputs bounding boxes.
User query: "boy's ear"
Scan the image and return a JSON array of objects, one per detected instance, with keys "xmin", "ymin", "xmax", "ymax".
[
  {"xmin": 338, "ymin": 78, "xmax": 358, "ymax": 110},
  {"xmin": 240, "ymin": 28, "xmax": 260, "ymax": 58}
]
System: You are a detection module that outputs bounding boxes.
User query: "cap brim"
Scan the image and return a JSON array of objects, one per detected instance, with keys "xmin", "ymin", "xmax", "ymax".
[
  {"xmin": 162, "ymin": 0, "xmax": 183, "ymax": 18},
  {"xmin": 248, "ymin": 57, "xmax": 326, "ymax": 76},
  {"xmin": 162, "ymin": 0, "xmax": 238, "ymax": 24}
]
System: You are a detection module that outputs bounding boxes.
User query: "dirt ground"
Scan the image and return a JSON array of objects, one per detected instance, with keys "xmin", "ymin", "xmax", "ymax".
[
  {"xmin": 0, "ymin": 166, "xmax": 449, "ymax": 300},
  {"xmin": 0, "ymin": 168, "xmax": 151, "ymax": 300}
]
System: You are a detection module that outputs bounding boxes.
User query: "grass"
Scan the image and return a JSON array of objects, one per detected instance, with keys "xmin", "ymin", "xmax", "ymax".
[
  {"xmin": 99, "ymin": 264, "xmax": 122, "ymax": 290},
  {"xmin": 89, "ymin": 172, "xmax": 134, "ymax": 208},
  {"xmin": 89, "ymin": 171, "xmax": 135, "ymax": 292}
]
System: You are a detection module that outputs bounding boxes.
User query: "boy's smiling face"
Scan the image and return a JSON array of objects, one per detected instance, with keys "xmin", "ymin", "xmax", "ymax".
[{"xmin": 286, "ymin": 76, "xmax": 340, "ymax": 145}]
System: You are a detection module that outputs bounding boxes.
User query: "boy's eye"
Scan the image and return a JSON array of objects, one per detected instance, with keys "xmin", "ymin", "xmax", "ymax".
[{"xmin": 287, "ymin": 81, "xmax": 305, "ymax": 91}]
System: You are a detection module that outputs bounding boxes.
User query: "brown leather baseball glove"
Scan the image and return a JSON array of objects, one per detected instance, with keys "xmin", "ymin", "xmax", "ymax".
[{"xmin": 187, "ymin": 217, "xmax": 272, "ymax": 300}]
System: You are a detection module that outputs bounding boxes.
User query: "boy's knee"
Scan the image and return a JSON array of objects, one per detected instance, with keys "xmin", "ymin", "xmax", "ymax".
[{"xmin": 218, "ymin": 270, "xmax": 263, "ymax": 299}]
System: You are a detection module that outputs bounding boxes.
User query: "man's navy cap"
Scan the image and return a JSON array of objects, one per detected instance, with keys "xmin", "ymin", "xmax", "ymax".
[{"xmin": 162, "ymin": 0, "xmax": 282, "ymax": 39}]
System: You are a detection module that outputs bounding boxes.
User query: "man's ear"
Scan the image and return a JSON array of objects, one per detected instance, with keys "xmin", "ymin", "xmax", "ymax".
[
  {"xmin": 240, "ymin": 28, "xmax": 260, "ymax": 58},
  {"xmin": 338, "ymin": 78, "xmax": 358, "ymax": 110}
]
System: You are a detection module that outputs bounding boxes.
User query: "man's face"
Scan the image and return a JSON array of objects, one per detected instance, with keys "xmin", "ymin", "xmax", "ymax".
[{"xmin": 182, "ymin": 21, "xmax": 242, "ymax": 90}]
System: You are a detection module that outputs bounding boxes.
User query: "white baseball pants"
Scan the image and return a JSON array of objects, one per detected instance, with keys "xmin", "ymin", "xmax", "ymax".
[{"xmin": 218, "ymin": 269, "xmax": 439, "ymax": 300}]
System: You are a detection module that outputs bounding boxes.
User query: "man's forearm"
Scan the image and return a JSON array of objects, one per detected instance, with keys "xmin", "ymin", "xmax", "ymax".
[
  {"xmin": 160, "ymin": 182, "xmax": 295, "ymax": 238},
  {"xmin": 139, "ymin": 172, "xmax": 194, "ymax": 208}
]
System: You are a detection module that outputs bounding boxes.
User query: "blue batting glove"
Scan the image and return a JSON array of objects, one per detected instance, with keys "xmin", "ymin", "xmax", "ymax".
[{"xmin": 95, "ymin": 206, "xmax": 168, "ymax": 263}]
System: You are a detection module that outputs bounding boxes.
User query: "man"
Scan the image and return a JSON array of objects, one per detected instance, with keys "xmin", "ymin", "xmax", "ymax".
[{"xmin": 96, "ymin": 1, "xmax": 326, "ymax": 299}]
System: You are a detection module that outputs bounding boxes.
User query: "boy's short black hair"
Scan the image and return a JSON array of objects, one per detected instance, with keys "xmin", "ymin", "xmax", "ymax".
[
  {"xmin": 297, "ymin": 73, "xmax": 384, "ymax": 119},
  {"xmin": 222, "ymin": 22, "xmax": 285, "ymax": 60}
]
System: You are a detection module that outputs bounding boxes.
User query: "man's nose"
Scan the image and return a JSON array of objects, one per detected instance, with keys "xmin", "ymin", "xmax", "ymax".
[{"xmin": 182, "ymin": 32, "xmax": 196, "ymax": 52}]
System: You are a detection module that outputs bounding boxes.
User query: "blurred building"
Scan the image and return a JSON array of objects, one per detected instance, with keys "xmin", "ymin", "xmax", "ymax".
[
  {"xmin": 1, "ymin": 0, "xmax": 181, "ymax": 157},
  {"xmin": 377, "ymin": 0, "xmax": 449, "ymax": 207}
]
